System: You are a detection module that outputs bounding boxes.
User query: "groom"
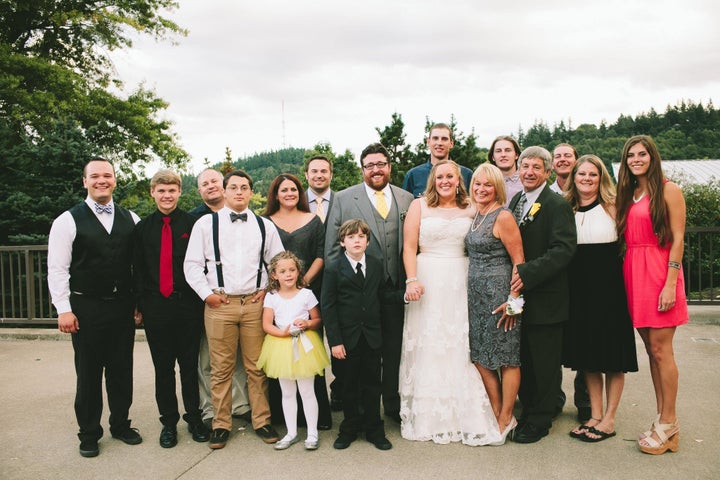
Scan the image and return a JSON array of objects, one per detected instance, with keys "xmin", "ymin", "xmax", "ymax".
[
  {"xmin": 325, "ymin": 142, "xmax": 414, "ymax": 423},
  {"xmin": 508, "ymin": 146, "xmax": 577, "ymax": 443}
]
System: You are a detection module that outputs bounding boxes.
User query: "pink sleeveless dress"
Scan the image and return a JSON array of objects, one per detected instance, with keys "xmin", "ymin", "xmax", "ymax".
[{"xmin": 622, "ymin": 194, "xmax": 689, "ymax": 328}]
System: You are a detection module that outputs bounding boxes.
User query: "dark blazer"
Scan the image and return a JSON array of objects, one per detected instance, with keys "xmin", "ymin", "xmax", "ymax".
[
  {"xmin": 324, "ymin": 183, "xmax": 414, "ymax": 281},
  {"xmin": 509, "ymin": 185, "xmax": 577, "ymax": 325},
  {"xmin": 322, "ymin": 254, "xmax": 385, "ymax": 351}
]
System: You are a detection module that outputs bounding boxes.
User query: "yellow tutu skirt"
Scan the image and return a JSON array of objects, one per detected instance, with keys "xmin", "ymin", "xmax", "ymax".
[{"xmin": 257, "ymin": 330, "xmax": 330, "ymax": 380}]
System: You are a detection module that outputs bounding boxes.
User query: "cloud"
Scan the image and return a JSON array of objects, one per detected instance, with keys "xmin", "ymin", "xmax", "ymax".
[{"xmin": 111, "ymin": 0, "xmax": 720, "ymax": 170}]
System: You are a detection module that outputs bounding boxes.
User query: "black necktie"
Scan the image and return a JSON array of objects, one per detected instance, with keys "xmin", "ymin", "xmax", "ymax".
[
  {"xmin": 230, "ymin": 212, "xmax": 248, "ymax": 223},
  {"xmin": 355, "ymin": 262, "xmax": 364, "ymax": 284},
  {"xmin": 513, "ymin": 194, "xmax": 527, "ymax": 223}
]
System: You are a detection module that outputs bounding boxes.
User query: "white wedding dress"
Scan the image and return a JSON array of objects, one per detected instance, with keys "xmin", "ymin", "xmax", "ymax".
[{"xmin": 399, "ymin": 200, "xmax": 503, "ymax": 446}]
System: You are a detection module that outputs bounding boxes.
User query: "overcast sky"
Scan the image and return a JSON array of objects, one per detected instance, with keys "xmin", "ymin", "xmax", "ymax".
[{"xmin": 112, "ymin": 0, "xmax": 720, "ymax": 173}]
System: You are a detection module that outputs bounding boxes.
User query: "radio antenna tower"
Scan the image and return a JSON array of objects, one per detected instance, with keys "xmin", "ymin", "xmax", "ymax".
[{"xmin": 281, "ymin": 100, "xmax": 287, "ymax": 149}]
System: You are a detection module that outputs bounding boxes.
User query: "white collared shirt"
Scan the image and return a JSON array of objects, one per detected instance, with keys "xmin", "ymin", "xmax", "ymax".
[
  {"xmin": 521, "ymin": 183, "xmax": 547, "ymax": 217},
  {"xmin": 364, "ymin": 183, "xmax": 393, "ymax": 211},
  {"xmin": 344, "ymin": 252, "xmax": 366, "ymax": 277},
  {"xmin": 183, "ymin": 206, "xmax": 284, "ymax": 300},
  {"xmin": 47, "ymin": 197, "xmax": 140, "ymax": 314}
]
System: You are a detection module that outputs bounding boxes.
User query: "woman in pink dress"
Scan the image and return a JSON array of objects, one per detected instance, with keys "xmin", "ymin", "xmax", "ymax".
[{"xmin": 616, "ymin": 135, "xmax": 688, "ymax": 455}]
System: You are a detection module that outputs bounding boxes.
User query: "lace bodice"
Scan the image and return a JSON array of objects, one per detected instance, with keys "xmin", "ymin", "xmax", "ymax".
[{"xmin": 418, "ymin": 199, "xmax": 475, "ymax": 258}]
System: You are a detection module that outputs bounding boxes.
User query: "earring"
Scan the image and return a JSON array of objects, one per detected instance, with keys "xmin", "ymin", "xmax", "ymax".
[{"xmin": 456, "ymin": 186, "xmax": 460, "ymax": 195}]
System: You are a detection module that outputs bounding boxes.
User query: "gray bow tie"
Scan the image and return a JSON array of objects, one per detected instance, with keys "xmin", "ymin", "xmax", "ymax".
[
  {"xmin": 230, "ymin": 212, "xmax": 248, "ymax": 223},
  {"xmin": 94, "ymin": 203, "xmax": 112, "ymax": 214}
]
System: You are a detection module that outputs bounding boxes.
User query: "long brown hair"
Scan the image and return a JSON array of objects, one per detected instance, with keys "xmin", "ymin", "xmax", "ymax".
[
  {"xmin": 423, "ymin": 160, "xmax": 469, "ymax": 208},
  {"xmin": 616, "ymin": 135, "xmax": 670, "ymax": 247},
  {"xmin": 263, "ymin": 174, "xmax": 310, "ymax": 216}
]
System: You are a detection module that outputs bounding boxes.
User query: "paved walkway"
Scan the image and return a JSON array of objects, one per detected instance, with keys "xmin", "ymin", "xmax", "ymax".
[{"xmin": 0, "ymin": 307, "xmax": 718, "ymax": 480}]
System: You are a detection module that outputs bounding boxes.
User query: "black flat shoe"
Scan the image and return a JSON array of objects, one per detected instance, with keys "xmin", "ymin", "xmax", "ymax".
[
  {"xmin": 159, "ymin": 426, "xmax": 178, "ymax": 448},
  {"xmin": 368, "ymin": 436, "xmax": 392, "ymax": 450},
  {"xmin": 188, "ymin": 421, "xmax": 210, "ymax": 442},
  {"xmin": 333, "ymin": 434, "xmax": 356, "ymax": 450},
  {"xmin": 511, "ymin": 423, "xmax": 549, "ymax": 444},
  {"xmin": 111, "ymin": 427, "xmax": 143, "ymax": 445},
  {"xmin": 209, "ymin": 428, "xmax": 230, "ymax": 449},
  {"xmin": 79, "ymin": 439, "xmax": 99, "ymax": 458}
]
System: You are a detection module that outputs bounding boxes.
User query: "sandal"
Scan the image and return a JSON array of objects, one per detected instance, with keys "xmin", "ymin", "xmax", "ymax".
[
  {"xmin": 569, "ymin": 418, "xmax": 600, "ymax": 439},
  {"xmin": 638, "ymin": 420, "xmax": 679, "ymax": 455},
  {"xmin": 638, "ymin": 414, "xmax": 661, "ymax": 441},
  {"xmin": 580, "ymin": 426, "xmax": 616, "ymax": 443}
]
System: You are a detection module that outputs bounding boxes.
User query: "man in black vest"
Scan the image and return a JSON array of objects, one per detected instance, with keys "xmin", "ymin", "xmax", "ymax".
[{"xmin": 48, "ymin": 158, "xmax": 142, "ymax": 458}]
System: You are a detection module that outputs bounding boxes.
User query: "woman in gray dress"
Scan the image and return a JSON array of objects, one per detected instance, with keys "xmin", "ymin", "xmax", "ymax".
[{"xmin": 465, "ymin": 163, "xmax": 525, "ymax": 437}]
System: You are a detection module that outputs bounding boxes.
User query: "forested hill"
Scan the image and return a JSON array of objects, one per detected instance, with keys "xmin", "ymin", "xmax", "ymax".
[{"xmin": 519, "ymin": 99, "xmax": 719, "ymax": 163}]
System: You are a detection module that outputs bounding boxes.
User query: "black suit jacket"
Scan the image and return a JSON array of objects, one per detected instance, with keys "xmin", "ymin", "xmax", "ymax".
[
  {"xmin": 321, "ymin": 254, "xmax": 385, "ymax": 350},
  {"xmin": 509, "ymin": 186, "xmax": 577, "ymax": 325}
]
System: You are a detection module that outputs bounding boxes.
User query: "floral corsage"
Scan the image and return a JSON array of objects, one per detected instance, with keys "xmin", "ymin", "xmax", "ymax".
[
  {"xmin": 519, "ymin": 202, "xmax": 541, "ymax": 226},
  {"xmin": 505, "ymin": 295, "xmax": 525, "ymax": 316}
]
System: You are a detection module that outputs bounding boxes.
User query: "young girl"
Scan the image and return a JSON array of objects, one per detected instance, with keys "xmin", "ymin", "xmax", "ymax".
[{"xmin": 257, "ymin": 251, "xmax": 330, "ymax": 450}]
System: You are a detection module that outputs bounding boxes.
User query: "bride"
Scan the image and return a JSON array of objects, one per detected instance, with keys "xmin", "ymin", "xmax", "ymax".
[{"xmin": 400, "ymin": 160, "xmax": 503, "ymax": 446}]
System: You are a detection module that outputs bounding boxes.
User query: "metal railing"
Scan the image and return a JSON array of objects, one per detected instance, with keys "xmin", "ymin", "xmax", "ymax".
[
  {"xmin": 684, "ymin": 227, "xmax": 720, "ymax": 304},
  {"xmin": 0, "ymin": 245, "xmax": 55, "ymax": 324},
  {"xmin": 1, "ymin": 228, "xmax": 719, "ymax": 325}
]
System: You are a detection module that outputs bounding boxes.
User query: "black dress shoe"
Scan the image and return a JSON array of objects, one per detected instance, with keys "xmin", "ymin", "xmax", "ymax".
[
  {"xmin": 333, "ymin": 433, "xmax": 356, "ymax": 450},
  {"xmin": 188, "ymin": 421, "xmax": 210, "ymax": 442},
  {"xmin": 209, "ymin": 428, "xmax": 230, "ymax": 449},
  {"xmin": 111, "ymin": 427, "xmax": 143, "ymax": 445},
  {"xmin": 318, "ymin": 421, "xmax": 332, "ymax": 431},
  {"xmin": 159, "ymin": 426, "xmax": 178, "ymax": 448},
  {"xmin": 79, "ymin": 439, "xmax": 99, "ymax": 458},
  {"xmin": 511, "ymin": 423, "xmax": 549, "ymax": 444},
  {"xmin": 385, "ymin": 411, "xmax": 401, "ymax": 424},
  {"xmin": 368, "ymin": 436, "xmax": 392, "ymax": 450}
]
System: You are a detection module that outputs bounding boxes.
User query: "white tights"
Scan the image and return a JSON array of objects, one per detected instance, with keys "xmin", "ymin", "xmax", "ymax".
[{"xmin": 279, "ymin": 377, "xmax": 318, "ymax": 440}]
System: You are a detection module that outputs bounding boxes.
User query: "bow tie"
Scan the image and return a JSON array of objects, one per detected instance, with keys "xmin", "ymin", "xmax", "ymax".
[
  {"xmin": 94, "ymin": 202, "xmax": 113, "ymax": 214},
  {"xmin": 230, "ymin": 212, "xmax": 248, "ymax": 223}
]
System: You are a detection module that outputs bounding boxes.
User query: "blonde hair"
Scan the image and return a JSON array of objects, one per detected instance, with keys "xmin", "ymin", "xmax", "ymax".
[
  {"xmin": 265, "ymin": 251, "xmax": 306, "ymax": 293},
  {"xmin": 469, "ymin": 163, "xmax": 507, "ymax": 207},
  {"xmin": 423, "ymin": 160, "xmax": 470, "ymax": 208}
]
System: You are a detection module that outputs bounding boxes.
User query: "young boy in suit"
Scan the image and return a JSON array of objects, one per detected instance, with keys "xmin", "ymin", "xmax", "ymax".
[{"xmin": 322, "ymin": 219, "xmax": 393, "ymax": 451}]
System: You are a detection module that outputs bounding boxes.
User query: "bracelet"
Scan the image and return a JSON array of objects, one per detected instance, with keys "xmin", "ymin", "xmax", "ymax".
[
  {"xmin": 668, "ymin": 261, "xmax": 681, "ymax": 270},
  {"xmin": 405, "ymin": 277, "xmax": 418, "ymax": 285}
]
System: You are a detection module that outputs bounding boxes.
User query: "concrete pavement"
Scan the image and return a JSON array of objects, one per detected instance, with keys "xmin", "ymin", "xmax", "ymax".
[{"xmin": 0, "ymin": 307, "xmax": 718, "ymax": 480}]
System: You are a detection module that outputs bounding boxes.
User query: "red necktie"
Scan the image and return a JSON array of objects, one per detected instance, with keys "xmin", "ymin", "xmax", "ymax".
[{"xmin": 159, "ymin": 216, "xmax": 173, "ymax": 297}]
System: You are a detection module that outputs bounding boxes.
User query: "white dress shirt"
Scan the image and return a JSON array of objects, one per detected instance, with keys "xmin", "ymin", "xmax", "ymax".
[
  {"xmin": 183, "ymin": 206, "xmax": 284, "ymax": 300},
  {"xmin": 47, "ymin": 197, "xmax": 140, "ymax": 314},
  {"xmin": 363, "ymin": 183, "xmax": 393, "ymax": 211},
  {"xmin": 521, "ymin": 183, "xmax": 547, "ymax": 217},
  {"xmin": 344, "ymin": 252, "xmax": 366, "ymax": 277}
]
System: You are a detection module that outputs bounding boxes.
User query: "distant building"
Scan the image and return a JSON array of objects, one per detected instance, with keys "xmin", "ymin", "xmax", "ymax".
[{"xmin": 613, "ymin": 160, "xmax": 720, "ymax": 185}]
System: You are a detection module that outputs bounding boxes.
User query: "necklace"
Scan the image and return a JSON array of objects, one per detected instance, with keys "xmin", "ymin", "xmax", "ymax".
[
  {"xmin": 633, "ymin": 191, "xmax": 646, "ymax": 203},
  {"xmin": 471, "ymin": 202, "xmax": 498, "ymax": 232}
]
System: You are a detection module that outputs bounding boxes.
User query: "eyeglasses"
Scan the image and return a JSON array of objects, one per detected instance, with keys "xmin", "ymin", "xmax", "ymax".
[{"xmin": 362, "ymin": 161, "xmax": 389, "ymax": 171}]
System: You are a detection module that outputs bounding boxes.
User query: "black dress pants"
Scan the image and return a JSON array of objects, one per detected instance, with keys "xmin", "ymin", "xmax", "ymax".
[
  {"xmin": 70, "ymin": 293, "xmax": 135, "ymax": 442},
  {"xmin": 339, "ymin": 334, "xmax": 384, "ymax": 440},
  {"xmin": 142, "ymin": 293, "xmax": 203, "ymax": 427}
]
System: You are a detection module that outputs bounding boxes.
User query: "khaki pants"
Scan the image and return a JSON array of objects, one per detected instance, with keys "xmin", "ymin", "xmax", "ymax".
[{"xmin": 204, "ymin": 294, "xmax": 269, "ymax": 430}]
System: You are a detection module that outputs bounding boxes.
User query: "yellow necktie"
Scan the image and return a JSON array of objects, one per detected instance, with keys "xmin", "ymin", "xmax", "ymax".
[
  {"xmin": 375, "ymin": 190, "xmax": 389, "ymax": 219},
  {"xmin": 315, "ymin": 198, "xmax": 326, "ymax": 223}
]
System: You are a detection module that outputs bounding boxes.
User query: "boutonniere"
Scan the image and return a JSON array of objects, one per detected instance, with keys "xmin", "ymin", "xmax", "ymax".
[
  {"xmin": 400, "ymin": 210, "xmax": 407, "ymax": 221},
  {"xmin": 519, "ymin": 202, "xmax": 541, "ymax": 226},
  {"xmin": 181, "ymin": 233, "xmax": 189, "ymax": 239}
]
